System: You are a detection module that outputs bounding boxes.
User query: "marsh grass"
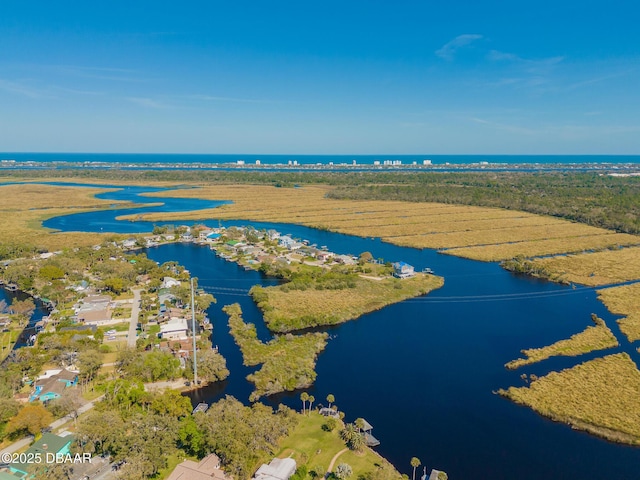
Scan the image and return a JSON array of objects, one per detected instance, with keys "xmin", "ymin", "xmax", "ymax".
[
  {"xmin": 531, "ymin": 246, "xmax": 640, "ymax": 286},
  {"xmin": 500, "ymin": 353, "xmax": 640, "ymax": 445},
  {"xmin": 0, "ymin": 183, "xmax": 127, "ymax": 251},
  {"xmin": 135, "ymin": 184, "xmax": 640, "ymax": 263},
  {"xmin": 597, "ymin": 283, "xmax": 640, "ymax": 342},
  {"xmin": 506, "ymin": 316, "xmax": 618, "ymax": 369},
  {"xmin": 251, "ymin": 273, "xmax": 444, "ymax": 332},
  {"xmin": 224, "ymin": 303, "xmax": 328, "ymax": 401},
  {"xmin": 441, "ymin": 234, "xmax": 640, "ymax": 261}
]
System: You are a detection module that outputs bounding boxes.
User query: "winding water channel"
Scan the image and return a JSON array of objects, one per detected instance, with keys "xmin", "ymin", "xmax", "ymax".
[{"xmin": 37, "ymin": 183, "xmax": 640, "ymax": 479}]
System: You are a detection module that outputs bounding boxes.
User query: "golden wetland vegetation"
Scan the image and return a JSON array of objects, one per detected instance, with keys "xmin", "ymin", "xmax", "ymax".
[
  {"xmin": 505, "ymin": 316, "xmax": 618, "ymax": 369},
  {"xmin": 597, "ymin": 283, "xmax": 640, "ymax": 342},
  {"xmin": 500, "ymin": 353, "xmax": 640, "ymax": 445},
  {"xmin": 251, "ymin": 273, "xmax": 444, "ymax": 332},
  {"xmin": 137, "ymin": 184, "xmax": 640, "ymax": 266},
  {"xmin": 0, "ymin": 183, "xmax": 126, "ymax": 251}
]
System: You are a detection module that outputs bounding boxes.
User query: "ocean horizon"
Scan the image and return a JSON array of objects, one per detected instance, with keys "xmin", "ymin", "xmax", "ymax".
[{"xmin": 2, "ymin": 152, "xmax": 640, "ymax": 166}]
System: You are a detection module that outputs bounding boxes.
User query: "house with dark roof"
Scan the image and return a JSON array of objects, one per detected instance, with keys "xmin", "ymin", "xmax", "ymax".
[{"xmin": 30, "ymin": 369, "xmax": 78, "ymax": 403}]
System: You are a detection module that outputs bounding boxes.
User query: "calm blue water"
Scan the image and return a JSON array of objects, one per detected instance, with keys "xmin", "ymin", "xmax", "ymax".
[
  {"xmin": 15, "ymin": 182, "xmax": 640, "ymax": 479},
  {"xmin": 0, "ymin": 288, "xmax": 49, "ymax": 349},
  {"xmin": 2, "ymin": 152, "xmax": 640, "ymax": 166}
]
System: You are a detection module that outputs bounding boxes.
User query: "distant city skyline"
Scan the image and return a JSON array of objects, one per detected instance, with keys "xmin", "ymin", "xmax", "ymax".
[{"xmin": 1, "ymin": 1, "xmax": 639, "ymax": 154}]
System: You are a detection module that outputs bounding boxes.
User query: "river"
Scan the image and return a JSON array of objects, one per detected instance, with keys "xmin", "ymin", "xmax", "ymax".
[{"xmin": 38, "ymin": 182, "xmax": 640, "ymax": 479}]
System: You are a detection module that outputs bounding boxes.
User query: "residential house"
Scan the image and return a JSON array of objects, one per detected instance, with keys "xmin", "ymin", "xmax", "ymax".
[
  {"xmin": 76, "ymin": 295, "xmax": 112, "ymax": 326},
  {"xmin": 160, "ymin": 317, "xmax": 189, "ymax": 340},
  {"xmin": 392, "ymin": 261, "xmax": 415, "ymax": 279},
  {"xmin": 162, "ymin": 277, "xmax": 181, "ymax": 289},
  {"xmin": 167, "ymin": 454, "xmax": 230, "ymax": 480},
  {"xmin": 316, "ymin": 252, "xmax": 332, "ymax": 263},
  {"xmin": 279, "ymin": 236, "xmax": 295, "ymax": 249},
  {"xmin": 122, "ymin": 238, "xmax": 137, "ymax": 249},
  {"xmin": 335, "ymin": 254, "xmax": 356, "ymax": 265},
  {"xmin": 253, "ymin": 458, "xmax": 297, "ymax": 480},
  {"xmin": 30, "ymin": 369, "xmax": 78, "ymax": 403},
  {"xmin": 9, "ymin": 433, "xmax": 73, "ymax": 478}
]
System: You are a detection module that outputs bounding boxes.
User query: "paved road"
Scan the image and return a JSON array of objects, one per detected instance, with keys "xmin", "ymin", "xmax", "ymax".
[
  {"xmin": 0, "ymin": 435, "xmax": 33, "ymax": 455},
  {"xmin": 0, "ymin": 395, "xmax": 104, "ymax": 456},
  {"xmin": 127, "ymin": 289, "xmax": 142, "ymax": 347}
]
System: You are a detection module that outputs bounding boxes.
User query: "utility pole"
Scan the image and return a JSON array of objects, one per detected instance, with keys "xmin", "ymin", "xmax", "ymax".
[{"xmin": 191, "ymin": 277, "xmax": 198, "ymax": 384}]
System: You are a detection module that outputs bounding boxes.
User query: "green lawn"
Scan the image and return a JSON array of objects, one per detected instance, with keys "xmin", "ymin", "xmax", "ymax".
[
  {"xmin": 277, "ymin": 412, "xmax": 402, "ymax": 480},
  {"xmin": 108, "ymin": 321, "xmax": 132, "ymax": 332}
]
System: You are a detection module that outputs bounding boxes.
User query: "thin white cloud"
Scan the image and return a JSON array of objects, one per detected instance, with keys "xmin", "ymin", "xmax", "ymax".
[
  {"xmin": 26, "ymin": 64, "xmax": 148, "ymax": 82},
  {"xmin": 0, "ymin": 78, "xmax": 52, "ymax": 98},
  {"xmin": 436, "ymin": 34, "xmax": 483, "ymax": 60},
  {"xmin": 186, "ymin": 94, "xmax": 272, "ymax": 104},
  {"xmin": 486, "ymin": 50, "xmax": 521, "ymax": 62},
  {"xmin": 126, "ymin": 97, "xmax": 170, "ymax": 109}
]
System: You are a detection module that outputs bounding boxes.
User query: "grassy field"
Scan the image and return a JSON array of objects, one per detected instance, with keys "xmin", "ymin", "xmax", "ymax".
[
  {"xmin": 505, "ymin": 316, "xmax": 618, "ymax": 369},
  {"xmin": 251, "ymin": 273, "xmax": 444, "ymax": 332},
  {"xmin": 500, "ymin": 353, "xmax": 640, "ymax": 445},
  {"xmin": 528, "ymin": 247, "xmax": 640, "ymax": 286},
  {"xmin": 0, "ymin": 182, "xmax": 129, "ymax": 251},
  {"xmin": 597, "ymin": 283, "xmax": 640, "ymax": 342},
  {"xmin": 277, "ymin": 411, "xmax": 402, "ymax": 480},
  {"xmin": 224, "ymin": 304, "xmax": 328, "ymax": 401}
]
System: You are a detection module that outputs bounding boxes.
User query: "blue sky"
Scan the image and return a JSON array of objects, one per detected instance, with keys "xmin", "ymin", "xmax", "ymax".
[{"xmin": 1, "ymin": 1, "xmax": 639, "ymax": 154}]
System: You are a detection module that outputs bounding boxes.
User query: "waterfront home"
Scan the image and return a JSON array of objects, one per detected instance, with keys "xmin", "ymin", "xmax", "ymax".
[
  {"xmin": 167, "ymin": 454, "xmax": 230, "ymax": 480},
  {"xmin": 319, "ymin": 407, "xmax": 339, "ymax": 418},
  {"xmin": 335, "ymin": 254, "xmax": 356, "ymax": 265},
  {"xmin": 279, "ymin": 235, "xmax": 295, "ymax": 249},
  {"xmin": 393, "ymin": 261, "xmax": 415, "ymax": 279},
  {"xmin": 9, "ymin": 433, "xmax": 73, "ymax": 478},
  {"xmin": 122, "ymin": 238, "xmax": 137, "ymax": 249},
  {"xmin": 267, "ymin": 229, "xmax": 280, "ymax": 241},
  {"xmin": 316, "ymin": 251, "xmax": 333, "ymax": 262},
  {"xmin": 162, "ymin": 276, "xmax": 181, "ymax": 289},
  {"xmin": 253, "ymin": 458, "xmax": 297, "ymax": 480},
  {"xmin": 160, "ymin": 317, "xmax": 189, "ymax": 340},
  {"xmin": 30, "ymin": 369, "xmax": 78, "ymax": 402}
]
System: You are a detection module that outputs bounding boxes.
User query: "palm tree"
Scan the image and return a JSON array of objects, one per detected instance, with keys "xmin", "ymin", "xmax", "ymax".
[
  {"xmin": 355, "ymin": 418, "xmax": 365, "ymax": 432},
  {"xmin": 340, "ymin": 423, "xmax": 358, "ymax": 444},
  {"xmin": 348, "ymin": 430, "xmax": 365, "ymax": 453},
  {"xmin": 308, "ymin": 395, "xmax": 315, "ymax": 414},
  {"xmin": 300, "ymin": 392, "xmax": 309, "ymax": 414},
  {"xmin": 326, "ymin": 393, "xmax": 335, "ymax": 408},
  {"xmin": 410, "ymin": 457, "xmax": 421, "ymax": 480}
]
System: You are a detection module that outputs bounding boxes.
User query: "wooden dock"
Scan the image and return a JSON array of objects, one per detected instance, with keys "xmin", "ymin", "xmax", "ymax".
[{"xmin": 364, "ymin": 432, "xmax": 380, "ymax": 447}]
